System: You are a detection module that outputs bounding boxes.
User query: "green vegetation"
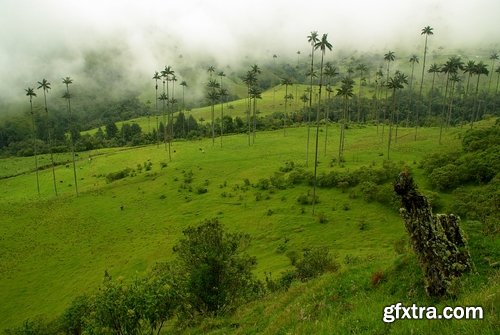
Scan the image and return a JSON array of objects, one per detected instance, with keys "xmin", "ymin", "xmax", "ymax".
[{"xmin": 0, "ymin": 118, "xmax": 498, "ymax": 333}]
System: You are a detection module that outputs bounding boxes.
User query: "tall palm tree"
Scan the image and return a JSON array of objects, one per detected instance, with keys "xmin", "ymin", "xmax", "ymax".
[
  {"xmin": 382, "ymin": 51, "xmax": 395, "ymax": 141},
  {"xmin": 408, "ymin": 55, "xmax": 419, "ymax": 130},
  {"xmin": 305, "ymin": 31, "xmax": 319, "ymax": 167},
  {"xmin": 386, "ymin": 71, "xmax": 408, "ymax": 159},
  {"xmin": 471, "ymin": 61, "xmax": 489, "ymax": 128},
  {"xmin": 153, "ymin": 72, "xmax": 161, "ymax": 147},
  {"xmin": 207, "ymin": 79, "xmax": 220, "ymax": 145},
  {"xmin": 25, "ymin": 87, "xmax": 40, "ymax": 196},
  {"xmin": 217, "ymin": 71, "xmax": 226, "ymax": 147},
  {"xmin": 162, "ymin": 66, "xmax": 175, "ymax": 160},
  {"xmin": 488, "ymin": 52, "xmax": 498, "ymax": 92},
  {"xmin": 356, "ymin": 63, "xmax": 368, "ymax": 122},
  {"xmin": 312, "ymin": 33, "xmax": 332, "ymax": 214},
  {"xmin": 180, "ymin": 80, "xmax": 188, "ymax": 134},
  {"xmin": 62, "ymin": 76, "xmax": 78, "ymax": 196},
  {"xmin": 374, "ymin": 68, "xmax": 384, "ymax": 134},
  {"xmin": 243, "ymin": 70, "xmax": 257, "ymax": 146},
  {"xmin": 281, "ymin": 78, "xmax": 293, "ymax": 136},
  {"xmin": 427, "ymin": 63, "xmax": 440, "ymax": 121},
  {"xmin": 336, "ymin": 77, "xmax": 354, "ymax": 163},
  {"xmin": 418, "ymin": 26, "xmax": 434, "ymax": 98},
  {"xmin": 250, "ymin": 65, "xmax": 261, "ymax": 141},
  {"xmin": 207, "ymin": 66, "xmax": 215, "ymax": 78},
  {"xmin": 463, "ymin": 60, "xmax": 476, "ymax": 97},
  {"xmin": 324, "ymin": 62, "xmax": 338, "ymax": 155},
  {"xmin": 37, "ymin": 78, "xmax": 57, "ymax": 196},
  {"xmin": 495, "ymin": 66, "xmax": 500, "ymax": 94},
  {"xmin": 296, "ymin": 50, "xmax": 301, "ymax": 68},
  {"xmin": 439, "ymin": 56, "xmax": 463, "ymax": 143},
  {"xmin": 446, "ymin": 73, "xmax": 461, "ymax": 128}
]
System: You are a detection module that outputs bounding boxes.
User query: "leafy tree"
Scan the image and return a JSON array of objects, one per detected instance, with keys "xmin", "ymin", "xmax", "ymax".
[
  {"xmin": 105, "ymin": 120, "xmax": 118, "ymax": 140},
  {"xmin": 37, "ymin": 78, "xmax": 57, "ymax": 196},
  {"xmin": 173, "ymin": 218, "xmax": 260, "ymax": 316},
  {"xmin": 25, "ymin": 87, "xmax": 40, "ymax": 196}
]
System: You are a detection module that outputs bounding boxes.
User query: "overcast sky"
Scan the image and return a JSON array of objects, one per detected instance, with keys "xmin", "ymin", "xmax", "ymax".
[{"xmin": 1, "ymin": 0, "xmax": 499, "ymax": 102}]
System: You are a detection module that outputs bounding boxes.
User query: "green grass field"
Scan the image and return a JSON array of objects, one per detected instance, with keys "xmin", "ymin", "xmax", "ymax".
[{"xmin": 0, "ymin": 120, "xmax": 498, "ymax": 333}]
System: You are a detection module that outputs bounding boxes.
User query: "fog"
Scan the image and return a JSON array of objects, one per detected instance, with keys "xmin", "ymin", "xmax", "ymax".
[{"xmin": 1, "ymin": 0, "xmax": 499, "ymax": 104}]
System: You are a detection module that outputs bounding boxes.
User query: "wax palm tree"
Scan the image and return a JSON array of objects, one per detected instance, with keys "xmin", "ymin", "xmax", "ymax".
[
  {"xmin": 37, "ymin": 78, "xmax": 57, "ymax": 196},
  {"xmin": 495, "ymin": 66, "xmax": 500, "ymax": 94},
  {"xmin": 446, "ymin": 73, "xmax": 461, "ymax": 128},
  {"xmin": 356, "ymin": 63, "xmax": 368, "ymax": 122},
  {"xmin": 439, "ymin": 56, "xmax": 463, "ymax": 143},
  {"xmin": 243, "ymin": 70, "xmax": 257, "ymax": 145},
  {"xmin": 463, "ymin": 60, "xmax": 476, "ymax": 97},
  {"xmin": 250, "ymin": 65, "xmax": 261, "ymax": 142},
  {"xmin": 153, "ymin": 72, "xmax": 162, "ymax": 147},
  {"xmin": 312, "ymin": 33, "xmax": 332, "ymax": 214},
  {"xmin": 249, "ymin": 85, "xmax": 261, "ymax": 142},
  {"xmin": 25, "ymin": 87, "xmax": 40, "ymax": 196},
  {"xmin": 408, "ymin": 55, "xmax": 419, "ymax": 132},
  {"xmin": 471, "ymin": 61, "xmax": 489, "ymax": 128},
  {"xmin": 281, "ymin": 78, "xmax": 293, "ymax": 136},
  {"xmin": 336, "ymin": 77, "xmax": 354, "ymax": 163},
  {"xmin": 374, "ymin": 68, "xmax": 384, "ymax": 134},
  {"xmin": 427, "ymin": 63, "xmax": 440, "ymax": 120},
  {"xmin": 296, "ymin": 50, "xmax": 301, "ymax": 68},
  {"xmin": 386, "ymin": 71, "xmax": 408, "ymax": 159},
  {"xmin": 207, "ymin": 79, "xmax": 220, "ymax": 145},
  {"xmin": 180, "ymin": 80, "xmax": 188, "ymax": 134},
  {"xmin": 324, "ymin": 62, "xmax": 339, "ymax": 155},
  {"xmin": 217, "ymin": 72, "xmax": 226, "ymax": 147},
  {"xmin": 382, "ymin": 51, "xmax": 395, "ymax": 141},
  {"xmin": 62, "ymin": 76, "xmax": 78, "ymax": 196},
  {"xmin": 305, "ymin": 31, "xmax": 319, "ymax": 166},
  {"xmin": 488, "ymin": 52, "xmax": 498, "ymax": 92},
  {"xmin": 162, "ymin": 66, "xmax": 175, "ymax": 159},
  {"xmin": 418, "ymin": 26, "xmax": 434, "ymax": 98},
  {"xmin": 207, "ymin": 66, "xmax": 215, "ymax": 78}
]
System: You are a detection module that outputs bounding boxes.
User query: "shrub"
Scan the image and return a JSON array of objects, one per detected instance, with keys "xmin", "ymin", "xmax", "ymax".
[
  {"xmin": 279, "ymin": 161, "xmax": 295, "ymax": 172},
  {"xmin": 255, "ymin": 178, "xmax": 270, "ymax": 190},
  {"xmin": 105, "ymin": 168, "xmax": 131, "ymax": 183},
  {"xmin": 317, "ymin": 212, "xmax": 328, "ymax": 224},
  {"xmin": 173, "ymin": 219, "xmax": 261, "ymax": 315},
  {"xmin": 196, "ymin": 186, "xmax": 208, "ymax": 194},
  {"xmin": 297, "ymin": 193, "xmax": 319, "ymax": 205},
  {"xmin": 295, "ymin": 247, "xmax": 339, "ymax": 281}
]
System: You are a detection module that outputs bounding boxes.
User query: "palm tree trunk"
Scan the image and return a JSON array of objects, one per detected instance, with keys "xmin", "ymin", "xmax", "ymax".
[
  {"xmin": 66, "ymin": 87, "xmax": 79, "ymax": 196},
  {"xmin": 387, "ymin": 88, "xmax": 397, "ymax": 160},
  {"xmin": 284, "ymin": 85, "xmax": 288, "ymax": 136},
  {"xmin": 30, "ymin": 104, "xmax": 40, "ymax": 196},
  {"xmin": 306, "ymin": 47, "xmax": 316, "ymax": 167},
  {"xmin": 324, "ymin": 91, "xmax": 330, "ymax": 156},
  {"xmin": 312, "ymin": 53, "xmax": 325, "ymax": 215},
  {"xmin": 471, "ymin": 75, "xmax": 482, "ymax": 128},
  {"xmin": 446, "ymin": 81, "xmax": 456, "ymax": 128},
  {"xmin": 43, "ymin": 90, "xmax": 57, "ymax": 196},
  {"xmin": 252, "ymin": 97, "xmax": 257, "ymax": 143},
  {"xmin": 439, "ymin": 74, "xmax": 450, "ymax": 144}
]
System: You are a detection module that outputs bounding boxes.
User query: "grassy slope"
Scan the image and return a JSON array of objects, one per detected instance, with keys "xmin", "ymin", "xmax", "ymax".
[{"xmin": 0, "ymin": 120, "xmax": 498, "ymax": 332}]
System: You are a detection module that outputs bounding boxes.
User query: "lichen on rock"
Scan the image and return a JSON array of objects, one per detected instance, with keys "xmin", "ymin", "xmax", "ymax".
[{"xmin": 394, "ymin": 171, "xmax": 474, "ymax": 297}]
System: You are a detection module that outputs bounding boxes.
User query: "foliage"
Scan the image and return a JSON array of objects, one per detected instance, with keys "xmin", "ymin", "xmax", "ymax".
[
  {"xmin": 173, "ymin": 218, "xmax": 261, "ymax": 316},
  {"xmin": 105, "ymin": 168, "xmax": 131, "ymax": 183},
  {"xmin": 295, "ymin": 247, "xmax": 339, "ymax": 281}
]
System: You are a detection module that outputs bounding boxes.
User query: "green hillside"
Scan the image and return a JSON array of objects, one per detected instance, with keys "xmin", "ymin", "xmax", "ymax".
[{"xmin": 1, "ymin": 118, "xmax": 498, "ymax": 333}]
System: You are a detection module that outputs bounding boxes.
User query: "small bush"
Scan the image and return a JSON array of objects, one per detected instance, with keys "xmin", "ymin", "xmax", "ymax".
[
  {"xmin": 105, "ymin": 168, "xmax": 131, "ymax": 183},
  {"xmin": 196, "ymin": 186, "xmax": 208, "ymax": 194},
  {"xmin": 295, "ymin": 247, "xmax": 339, "ymax": 281},
  {"xmin": 297, "ymin": 193, "xmax": 319, "ymax": 205},
  {"xmin": 317, "ymin": 212, "xmax": 328, "ymax": 224}
]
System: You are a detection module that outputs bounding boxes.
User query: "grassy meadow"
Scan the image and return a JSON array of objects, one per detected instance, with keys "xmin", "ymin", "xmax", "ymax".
[{"xmin": 0, "ymin": 120, "xmax": 498, "ymax": 333}]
